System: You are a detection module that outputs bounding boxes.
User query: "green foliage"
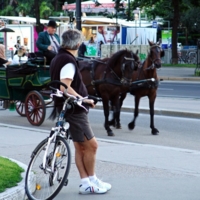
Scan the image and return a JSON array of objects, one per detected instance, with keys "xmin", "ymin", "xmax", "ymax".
[
  {"xmin": 15, "ymin": 2, "xmax": 34, "ymax": 16},
  {"xmin": 0, "ymin": 5, "xmax": 16, "ymax": 16},
  {"xmin": 0, "ymin": 157, "xmax": 24, "ymax": 193},
  {"xmin": 0, "ymin": 0, "xmax": 63, "ymax": 18},
  {"xmin": 40, "ymin": 1, "xmax": 53, "ymax": 19}
]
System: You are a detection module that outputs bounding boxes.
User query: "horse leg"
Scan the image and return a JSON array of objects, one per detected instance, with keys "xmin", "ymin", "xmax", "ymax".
[
  {"xmin": 128, "ymin": 95, "xmax": 140, "ymax": 130},
  {"xmin": 108, "ymin": 102, "xmax": 116, "ymax": 127},
  {"xmin": 112, "ymin": 99, "xmax": 122, "ymax": 129},
  {"xmin": 102, "ymin": 99, "xmax": 115, "ymax": 136},
  {"xmin": 109, "ymin": 93, "xmax": 127, "ymax": 128},
  {"xmin": 149, "ymin": 95, "xmax": 159, "ymax": 135}
]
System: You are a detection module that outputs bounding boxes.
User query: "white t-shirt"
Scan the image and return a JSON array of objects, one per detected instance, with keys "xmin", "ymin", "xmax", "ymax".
[{"xmin": 60, "ymin": 63, "xmax": 75, "ymax": 80}]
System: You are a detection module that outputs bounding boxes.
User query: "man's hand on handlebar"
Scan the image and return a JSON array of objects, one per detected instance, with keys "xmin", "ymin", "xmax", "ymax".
[{"xmin": 83, "ymin": 99, "xmax": 95, "ymax": 108}]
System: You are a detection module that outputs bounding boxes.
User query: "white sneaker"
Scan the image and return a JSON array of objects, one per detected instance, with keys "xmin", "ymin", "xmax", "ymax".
[
  {"xmin": 93, "ymin": 178, "xmax": 112, "ymax": 191},
  {"xmin": 79, "ymin": 184, "xmax": 107, "ymax": 194}
]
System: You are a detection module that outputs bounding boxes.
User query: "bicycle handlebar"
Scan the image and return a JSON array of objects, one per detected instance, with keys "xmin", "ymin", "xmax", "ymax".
[{"xmin": 48, "ymin": 80, "xmax": 102, "ymax": 112}]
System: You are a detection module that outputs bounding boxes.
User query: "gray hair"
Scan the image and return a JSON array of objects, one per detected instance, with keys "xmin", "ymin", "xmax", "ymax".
[{"xmin": 61, "ymin": 29, "xmax": 84, "ymax": 50}]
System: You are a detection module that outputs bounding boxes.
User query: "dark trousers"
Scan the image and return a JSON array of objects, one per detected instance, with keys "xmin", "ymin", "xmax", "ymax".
[{"xmin": 43, "ymin": 50, "xmax": 57, "ymax": 65}]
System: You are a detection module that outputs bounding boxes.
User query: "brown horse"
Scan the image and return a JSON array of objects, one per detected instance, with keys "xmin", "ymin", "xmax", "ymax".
[
  {"xmin": 128, "ymin": 39, "xmax": 165, "ymax": 135},
  {"xmin": 79, "ymin": 49, "xmax": 139, "ymax": 136},
  {"xmin": 109, "ymin": 39, "xmax": 165, "ymax": 135}
]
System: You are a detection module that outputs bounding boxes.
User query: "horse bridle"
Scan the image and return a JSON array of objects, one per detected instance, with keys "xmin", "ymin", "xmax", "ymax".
[
  {"xmin": 108, "ymin": 52, "xmax": 138, "ymax": 84},
  {"xmin": 147, "ymin": 45, "xmax": 162, "ymax": 70}
]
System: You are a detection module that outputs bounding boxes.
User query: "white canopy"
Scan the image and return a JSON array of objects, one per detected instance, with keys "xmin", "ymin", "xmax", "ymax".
[{"xmin": 0, "ymin": 16, "xmax": 62, "ymax": 25}]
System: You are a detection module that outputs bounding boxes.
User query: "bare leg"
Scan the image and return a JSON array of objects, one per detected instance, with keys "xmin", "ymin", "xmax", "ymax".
[{"xmin": 74, "ymin": 137, "xmax": 98, "ymax": 178}]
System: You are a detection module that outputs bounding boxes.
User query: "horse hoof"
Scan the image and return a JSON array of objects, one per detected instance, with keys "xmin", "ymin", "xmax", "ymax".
[
  {"xmin": 115, "ymin": 124, "xmax": 122, "ymax": 129},
  {"xmin": 151, "ymin": 128, "xmax": 159, "ymax": 135},
  {"xmin": 107, "ymin": 131, "xmax": 115, "ymax": 136},
  {"xmin": 128, "ymin": 122, "xmax": 134, "ymax": 130}
]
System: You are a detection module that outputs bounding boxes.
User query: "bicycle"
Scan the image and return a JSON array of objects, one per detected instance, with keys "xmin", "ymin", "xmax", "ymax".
[
  {"xmin": 170, "ymin": 49, "xmax": 197, "ymax": 64},
  {"xmin": 25, "ymin": 80, "xmax": 101, "ymax": 200}
]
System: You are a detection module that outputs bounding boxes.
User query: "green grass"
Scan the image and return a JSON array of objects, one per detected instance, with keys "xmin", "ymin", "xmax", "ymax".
[
  {"xmin": 0, "ymin": 157, "xmax": 24, "ymax": 193},
  {"xmin": 162, "ymin": 63, "xmax": 196, "ymax": 68}
]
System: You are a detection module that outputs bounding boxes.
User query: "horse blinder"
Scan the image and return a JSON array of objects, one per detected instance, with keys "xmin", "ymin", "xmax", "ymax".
[{"xmin": 160, "ymin": 49, "xmax": 165, "ymax": 57}]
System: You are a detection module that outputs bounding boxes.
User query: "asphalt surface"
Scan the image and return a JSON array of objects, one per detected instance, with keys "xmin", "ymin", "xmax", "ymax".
[{"xmin": 0, "ymin": 67, "xmax": 200, "ymax": 200}]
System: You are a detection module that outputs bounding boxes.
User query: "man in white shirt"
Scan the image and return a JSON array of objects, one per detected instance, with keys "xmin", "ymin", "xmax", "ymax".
[{"xmin": 50, "ymin": 29, "xmax": 111, "ymax": 195}]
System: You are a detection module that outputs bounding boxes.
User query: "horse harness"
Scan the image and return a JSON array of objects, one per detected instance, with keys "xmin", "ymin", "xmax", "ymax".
[
  {"xmin": 82, "ymin": 56, "xmax": 137, "ymax": 96},
  {"xmin": 132, "ymin": 45, "xmax": 162, "ymax": 90}
]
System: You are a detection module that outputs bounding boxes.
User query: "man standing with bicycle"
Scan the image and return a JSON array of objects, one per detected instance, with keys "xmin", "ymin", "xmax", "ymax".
[{"xmin": 50, "ymin": 29, "xmax": 111, "ymax": 194}]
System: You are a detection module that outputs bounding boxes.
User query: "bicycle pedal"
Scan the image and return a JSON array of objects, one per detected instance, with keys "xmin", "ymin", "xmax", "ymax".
[{"xmin": 64, "ymin": 179, "xmax": 68, "ymax": 186}]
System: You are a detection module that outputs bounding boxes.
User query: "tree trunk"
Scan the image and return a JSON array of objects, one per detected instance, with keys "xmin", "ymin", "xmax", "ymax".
[
  {"xmin": 53, "ymin": 0, "xmax": 58, "ymax": 11},
  {"xmin": 171, "ymin": 0, "xmax": 180, "ymax": 64},
  {"xmin": 34, "ymin": 0, "xmax": 44, "ymax": 33}
]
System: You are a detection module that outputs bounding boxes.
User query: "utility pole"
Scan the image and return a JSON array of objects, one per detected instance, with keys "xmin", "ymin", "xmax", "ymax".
[{"xmin": 76, "ymin": 0, "xmax": 81, "ymax": 30}]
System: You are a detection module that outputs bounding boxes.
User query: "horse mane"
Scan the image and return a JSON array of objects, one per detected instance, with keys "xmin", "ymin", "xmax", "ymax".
[{"xmin": 107, "ymin": 49, "xmax": 132, "ymax": 67}]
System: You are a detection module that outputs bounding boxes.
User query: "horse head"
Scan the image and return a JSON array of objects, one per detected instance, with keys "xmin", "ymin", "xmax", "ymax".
[
  {"xmin": 107, "ymin": 49, "xmax": 139, "ymax": 86},
  {"xmin": 147, "ymin": 39, "xmax": 165, "ymax": 69}
]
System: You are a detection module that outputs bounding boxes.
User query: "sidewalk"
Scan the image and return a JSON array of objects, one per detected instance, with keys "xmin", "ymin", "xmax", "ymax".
[{"xmin": 157, "ymin": 66, "xmax": 200, "ymax": 81}]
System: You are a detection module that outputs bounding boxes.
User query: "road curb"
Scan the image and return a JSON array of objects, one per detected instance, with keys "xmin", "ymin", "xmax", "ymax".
[
  {"xmin": 159, "ymin": 76, "xmax": 200, "ymax": 81},
  {"xmin": 94, "ymin": 105, "xmax": 200, "ymax": 119}
]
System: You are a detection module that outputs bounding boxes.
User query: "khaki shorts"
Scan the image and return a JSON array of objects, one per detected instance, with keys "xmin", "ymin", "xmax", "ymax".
[{"xmin": 65, "ymin": 112, "xmax": 94, "ymax": 142}]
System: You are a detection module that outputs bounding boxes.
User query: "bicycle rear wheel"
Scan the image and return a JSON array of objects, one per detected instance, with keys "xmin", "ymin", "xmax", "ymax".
[{"xmin": 25, "ymin": 136, "xmax": 71, "ymax": 200}]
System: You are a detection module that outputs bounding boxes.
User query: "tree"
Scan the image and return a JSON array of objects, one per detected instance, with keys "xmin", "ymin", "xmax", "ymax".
[{"xmin": 129, "ymin": 0, "xmax": 200, "ymax": 64}]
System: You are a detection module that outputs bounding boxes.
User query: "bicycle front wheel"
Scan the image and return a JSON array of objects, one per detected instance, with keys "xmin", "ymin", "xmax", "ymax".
[{"xmin": 25, "ymin": 136, "xmax": 71, "ymax": 200}]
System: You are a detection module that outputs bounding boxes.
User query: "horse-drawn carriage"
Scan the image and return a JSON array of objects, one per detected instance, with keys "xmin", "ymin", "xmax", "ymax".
[
  {"xmin": 0, "ymin": 39, "xmax": 164, "ymax": 135},
  {"xmin": 0, "ymin": 53, "xmax": 51, "ymax": 126}
]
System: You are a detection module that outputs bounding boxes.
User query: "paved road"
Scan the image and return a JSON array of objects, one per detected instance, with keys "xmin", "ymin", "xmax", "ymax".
[{"xmin": 158, "ymin": 81, "xmax": 200, "ymax": 98}]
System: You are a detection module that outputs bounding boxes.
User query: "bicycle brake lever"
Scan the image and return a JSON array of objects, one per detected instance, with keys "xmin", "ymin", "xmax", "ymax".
[
  {"xmin": 76, "ymin": 100, "xmax": 88, "ymax": 112},
  {"xmin": 50, "ymin": 89, "xmax": 63, "ymax": 98}
]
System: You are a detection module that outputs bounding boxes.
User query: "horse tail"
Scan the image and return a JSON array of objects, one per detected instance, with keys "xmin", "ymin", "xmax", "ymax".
[{"xmin": 48, "ymin": 98, "xmax": 63, "ymax": 120}]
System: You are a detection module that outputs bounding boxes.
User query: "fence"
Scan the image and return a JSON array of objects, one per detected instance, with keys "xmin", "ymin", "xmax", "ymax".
[{"xmin": 101, "ymin": 44, "xmax": 149, "ymax": 62}]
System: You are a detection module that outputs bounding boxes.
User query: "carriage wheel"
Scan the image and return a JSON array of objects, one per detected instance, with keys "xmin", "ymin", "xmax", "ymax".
[
  {"xmin": 15, "ymin": 101, "xmax": 26, "ymax": 116},
  {"xmin": 25, "ymin": 91, "xmax": 46, "ymax": 126}
]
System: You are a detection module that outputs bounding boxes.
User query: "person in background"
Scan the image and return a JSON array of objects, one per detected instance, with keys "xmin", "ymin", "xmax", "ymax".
[
  {"xmin": 36, "ymin": 20, "xmax": 60, "ymax": 64},
  {"xmin": 12, "ymin": 46, "xmax": 28, "ymax": 64},
  {"xmin": 0, "ymin": 44, "xmax": 12, "ymax": 66},
  {"xmin": 89, "ymin": 36, "xmax": 95, "ymax": 44},
  {"xmin": 98, "ymin": 40, "xmax": 104, "ymax": 57},
  {"xmin": 14, "ymin": 43, "xmax": 21, "ymax": 55},
  {"xmin": 78, "ymin": 42, "xmax": 87, "ymax": 58},
  {"xmin": 50, "ymin": 29, "xmax": 111, "ymax": 195}
]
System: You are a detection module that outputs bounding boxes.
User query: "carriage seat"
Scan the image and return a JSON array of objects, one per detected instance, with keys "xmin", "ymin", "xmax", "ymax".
[
  {"xmin": 28, "ymin": 52, "xmax": 48, "ymax": 65},
  {"xmin": 6, "ymin": 63, "xmax": 38, "ymax": 79}
]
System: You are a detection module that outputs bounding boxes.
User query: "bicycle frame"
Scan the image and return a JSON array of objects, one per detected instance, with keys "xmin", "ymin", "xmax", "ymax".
[{"xmin": 41, "ymin": 88, "xmax": 89, "ymax": 174}]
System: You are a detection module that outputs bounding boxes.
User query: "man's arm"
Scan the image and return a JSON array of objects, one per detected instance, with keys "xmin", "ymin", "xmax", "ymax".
[
  {"xmin": 36, "ymin": 32, "xmax": 49, "ymax": 51},
  {"xmin": 60, "ymin": 78, "xmax": 95, "ymax": 108},
  {"xmin": 60, "ymin": 78, "xmax": 82, "ymax": 98}
]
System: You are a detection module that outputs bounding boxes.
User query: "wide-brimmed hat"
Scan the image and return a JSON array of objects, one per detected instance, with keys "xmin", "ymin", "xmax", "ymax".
[{"xmin": 47, "ymin": 20, "xmax": 57, "ymax": 28}]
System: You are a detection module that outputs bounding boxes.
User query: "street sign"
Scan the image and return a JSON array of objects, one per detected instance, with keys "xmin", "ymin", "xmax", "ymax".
[{"xmin": 152, "ymin": 21, "xmax": 157, "ymax": 28}]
